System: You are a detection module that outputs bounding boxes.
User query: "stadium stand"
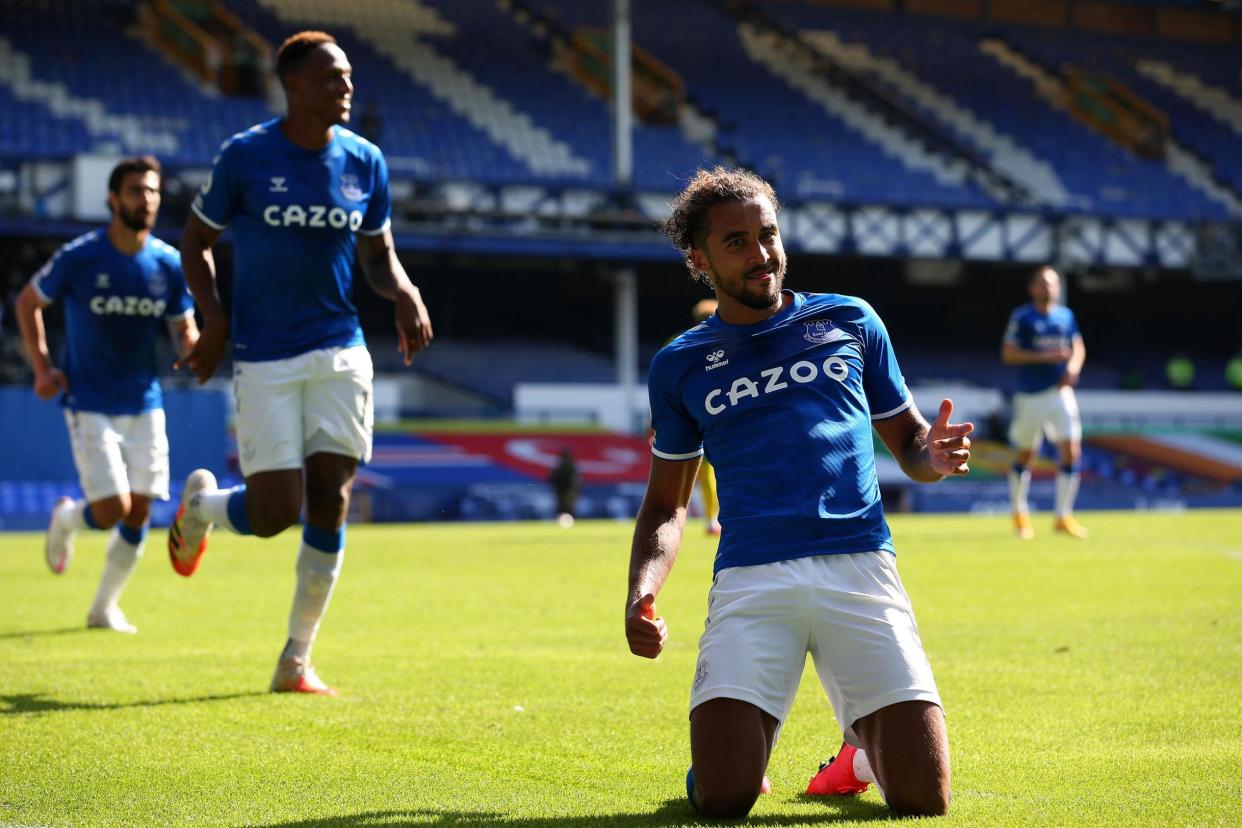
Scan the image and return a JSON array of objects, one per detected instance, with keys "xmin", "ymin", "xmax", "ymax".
[
  {"xmin": 1, "ymin": 0, "xmax": 1240, "ymax": 528},
  {"xmin": 1, "ymin": 0, "xmax": 1237, "ymax": 217}
]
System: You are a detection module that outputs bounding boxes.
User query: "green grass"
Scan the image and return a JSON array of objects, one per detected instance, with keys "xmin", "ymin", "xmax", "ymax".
[{"xmin": 1, "ymin": 511, "xmax": 1240, "ymax": 827}]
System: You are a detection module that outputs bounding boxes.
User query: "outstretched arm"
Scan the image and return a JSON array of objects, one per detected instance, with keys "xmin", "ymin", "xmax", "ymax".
[
  {"xmin": 176, "ymin": 213, "xmax": 228, "ymax": 384},
  {"xmin": 625, "ymin": 455, "xmax": 700, "ymax": 659},
  {"xmin": 873, "ymin": 399, "xmax": 973, "ymax": 483},
  {"xmin": 357, "ymin": 228, "xmax": 432, "ymax": 364},
  {"xmin": 14, "ymin": 283, "xmax": 67, "ymax": 400}
]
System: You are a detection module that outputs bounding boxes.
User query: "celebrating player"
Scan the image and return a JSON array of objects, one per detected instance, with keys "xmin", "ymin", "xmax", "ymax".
[
  {"xmin": 15, "ymin": 156, "xmax": 198, "ymax": 633},
  {"xmin": 171, "ymin": 31, "xmax": 433, "ymax": 695},
  {"xmin": 625, "ymin": 168, "xmax": 970, "ymax": 818},
  {"xmin": 1002, "ymin": 266, "xmax": 1088, "ymax": 539}
]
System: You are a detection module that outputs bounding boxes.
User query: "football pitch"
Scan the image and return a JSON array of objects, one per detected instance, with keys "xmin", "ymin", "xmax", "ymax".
[{"xmin": 2, "ymin": 511, "xmax": 1239, "ymax": 827}]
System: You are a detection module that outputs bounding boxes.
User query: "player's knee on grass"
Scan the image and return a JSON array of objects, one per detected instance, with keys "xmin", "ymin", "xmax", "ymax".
[
  {"xmin": 691, "ymin": 779, "xmax": 761, "ymax": 820},
  {"xmin": 884, "ymin": 781, "xmax": 950, "ymax": 817},
  {"xmin": 855, "ymin": 700, "xmax": 951, "ymax": 817},
  {"xmin": 688, "ymin": 699, "xmax": 775, "ymax": 819}
]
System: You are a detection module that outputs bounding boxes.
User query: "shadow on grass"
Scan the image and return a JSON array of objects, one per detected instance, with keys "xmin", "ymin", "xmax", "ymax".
[
  {"xmin": 0, "ymin": 626, "xmax": 92, "ymax": 640},
  {"xmin": 0, "ymin": 691, "xmax": 267, "ymax": 716},
  {"xmin": 252, "ymin": 796, "xmax": 891, "ymax": 827}
]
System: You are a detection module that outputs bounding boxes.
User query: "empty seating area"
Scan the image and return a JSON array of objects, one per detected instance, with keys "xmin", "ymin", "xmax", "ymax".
[
  {"xmin": 0, "ymin": 0, "xmax": 269, "ymax": 164},
  {"xmin": 0, "ymin": 0, "xmax": 1237, "ymax": 216},
  {"xmin": 764, "ymin": 2, "xmax": 1233, "ymax": 219}
]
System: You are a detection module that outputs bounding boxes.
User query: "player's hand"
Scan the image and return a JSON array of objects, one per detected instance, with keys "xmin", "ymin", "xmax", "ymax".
[
  {"xmin": 928, "ymin": 398, "xmax": 973, "ymax": 477},
  {"xmin": 625, "ymin": 593, "xmax": 668, "ymax": 659},
  {"xmin": 1047, "ymin": 347, "xmax": 1073, "ymax": 363},
  {"xmin": 32, "ymin": 365, "xmax": 68, "ymax": 401},
  {"xmin": 174, "ymin": 323, "xmax": 227, "ymax": 384},
  {"xmin": 178, "ymin": 326, "xmax": 200, "ymax": 360},
  {"xmin": 394, "ymin": 284, "xmax": 432, "ymax": 365}
]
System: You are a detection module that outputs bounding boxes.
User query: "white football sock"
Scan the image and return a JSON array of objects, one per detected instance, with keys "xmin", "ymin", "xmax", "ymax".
[
  {"xmin": 193, "ymin": 488, "xmax": 241, "ymax": 533},
  {"xmin": 1008, "ymin": 468, "xmax": 1031, "ymax": 514},
  {"xmin": 285, "ymin": 543, "xmax": 344, "ymax": 661},
  {"xmin": 1055, "ymin": 471, "xmax": 1081, "ymax": 518},
  {"xmin": 58, "ymin": 498, "xmax": 91, "ymax": 532},
  {"xmin": 90, "ymin": 529, "xmax": 143, "ymax": 616},
  {"xmin": 853, "ymin": 747, "xmax": 876, "ymax": 784}
]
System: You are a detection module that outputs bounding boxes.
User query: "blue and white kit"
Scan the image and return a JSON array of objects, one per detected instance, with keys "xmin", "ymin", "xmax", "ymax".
[
  {"xmin": 648, "ymin": 290, "xmax": 911, "ymax": 573},
  {"xmin": 192, "ymin": 117, "xmax": 390, "ymax": 362},
  {"xmin": 1002, "ymin": 303, "xmax": 1080, "ymax": 394},
  {"xmin": 192, "ymin": 119, "xmax": 389, "ymax": 473},
  {"xmin": 648, "ymin": 290, "xmax": 940, "ymax": 734},
  {"xmin": 32, "ymin": 230, "xmax": 193, "ymax": 414}
]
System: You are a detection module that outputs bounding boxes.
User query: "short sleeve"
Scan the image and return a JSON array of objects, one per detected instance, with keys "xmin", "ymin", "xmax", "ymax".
[
  {"xmin": 191, "ymin": 140, "xmax": 241, "ymax": 230},
  {"xmin": 30, "ymin": 246, "xmax": 74, "ymax": 304},
  {"xmin": 648, "ymin": 351, "xmax": 703, "ymax": 461},
  {"xmin": 164, "ymin": 258, "xmax": 195, "ymax": 319},
  {"xmin": 1066, "ymin": 309, "xmax": 1081, "ymax": 338},
  {"xmin": 359, "ymin": 150, "xmax": 391, "ymax": 236},
  {"xmin": 859, "ymin": 301, "xmax": 911, "ymax": 421}
]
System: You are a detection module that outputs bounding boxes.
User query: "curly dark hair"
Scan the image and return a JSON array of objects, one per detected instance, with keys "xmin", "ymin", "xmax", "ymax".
[{"xmin": 662, "ymin": 166, "xmax": 779, "ymax": 281}]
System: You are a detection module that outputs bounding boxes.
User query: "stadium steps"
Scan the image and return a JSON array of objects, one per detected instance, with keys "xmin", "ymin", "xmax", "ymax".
[
  {"xmin": 796, "ymin": 29, "xmax": 1071, "ymax": 209},
  {"xmin": 499, "ymin": 0, "xmax": 723, "ymax": 172},
  {"xmin": 1136, "ymin": 61, "xmax": 1242, "ymax": 137},
  {"xmin": 736, "ymin": 24, "xmax": 975, "ymax": 193},
  {"xmin": 0, "ymin": 36, "xmax": 181, "ymax": 156},
  {"xmin": 255, "ymin": 0, "xmax": 592, "ymax": 179},
  {"xmin": 980, "ymin": 38, "xmax": 1242, "ymax": 218},
  {"xmin": 1134, "ymin": 60, "xmax": 1242, "ymax": 193}
]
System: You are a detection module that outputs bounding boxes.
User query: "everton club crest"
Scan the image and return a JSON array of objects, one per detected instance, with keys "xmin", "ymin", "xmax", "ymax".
[
  {"xmin": 803, "ymin": 319, "xmax": 846, "ymax": 345},
  {"xmin": 339, "ymin": 174, "xmax": 364, "ymax": 202}
]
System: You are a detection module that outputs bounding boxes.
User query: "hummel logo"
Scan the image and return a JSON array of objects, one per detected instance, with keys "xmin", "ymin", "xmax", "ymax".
[
  {"xmin": 706, "ymin": 350, "xmax": 725, "ymax": 363},
  {"xmin": 269, "ymin": 177, "xmax": 288, "ymax": 193},
  {"xmin": 95, "ymin": 273, "xmax": 110, "ymax": 289},
  {"xmin": 705, "ymin": 349, "xmax": 729, "ymax": 371}
]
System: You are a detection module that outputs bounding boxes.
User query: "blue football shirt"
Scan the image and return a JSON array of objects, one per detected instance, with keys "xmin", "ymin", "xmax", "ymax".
[
  {"xmin": 192, "ymin": 118, "xmax": 391, "ymax": 361},
  {"xmin": 1002, "ymin": 303, "xmax": 1080, "ymax": 393},
  {"xmin": 648, "ymin": 291, "xmax": 911, "ymax": 573},
  {"xmin": 32, "ymin": 230, "xmax": 194, "ymax": 415}
]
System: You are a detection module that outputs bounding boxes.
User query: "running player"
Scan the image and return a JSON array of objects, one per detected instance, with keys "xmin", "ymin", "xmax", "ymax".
[
  {"xmin": 15, "ymin": 156, "xmax": 198, "ymax": 633},
  {"xmin": 170, "ymin": 31, "xmax": 433, "ymax": 695},
  {"xmin": 625, "ymin": 168, "xmax": 970, "ymax": 818},
  {"xmin": 1002, "ymin": 266, "xmax": 1088, "ymax": 539}
]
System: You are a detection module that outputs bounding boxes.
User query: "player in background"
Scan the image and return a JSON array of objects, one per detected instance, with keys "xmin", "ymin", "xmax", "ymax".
[
  {"xmin": 14, "ymin": 156, "xmax": 198, "ymax": 633},
  {"xmin": 625, "ymin": 168, "xmax": 971, "ymax": 818},
  {"xmin": 171, "ymin": 31, "xmax": 433, "ymax": 695},
  {"xmin": 1001, "ymin": 266, "xmax": 1088, "ymax": 540}
]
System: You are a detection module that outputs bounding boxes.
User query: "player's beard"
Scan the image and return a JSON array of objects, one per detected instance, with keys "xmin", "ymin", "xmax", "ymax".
[
  {"xmin": 712, "ymin": 256, "xmax": 787, "ymax": 311},
  {"xmin": 116, "ymin": 203, "xmax": 155, "ymax": 232}
]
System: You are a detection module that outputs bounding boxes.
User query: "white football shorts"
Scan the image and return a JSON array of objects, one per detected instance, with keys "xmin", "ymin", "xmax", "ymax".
[
  {"xmin": 690, "ymin": 551, "xmax": 941, "ymax": 747},
  {"xmin": 64, "ymin": 408, "xmax": 170, "ymax": 502},
  {"xmin": 233, "ymin": 345, "xmax": 374, "ymax": 477},
  {"xmin": 1009, "ymin": 385, "xmax": 1081, "ymax": 451}
]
